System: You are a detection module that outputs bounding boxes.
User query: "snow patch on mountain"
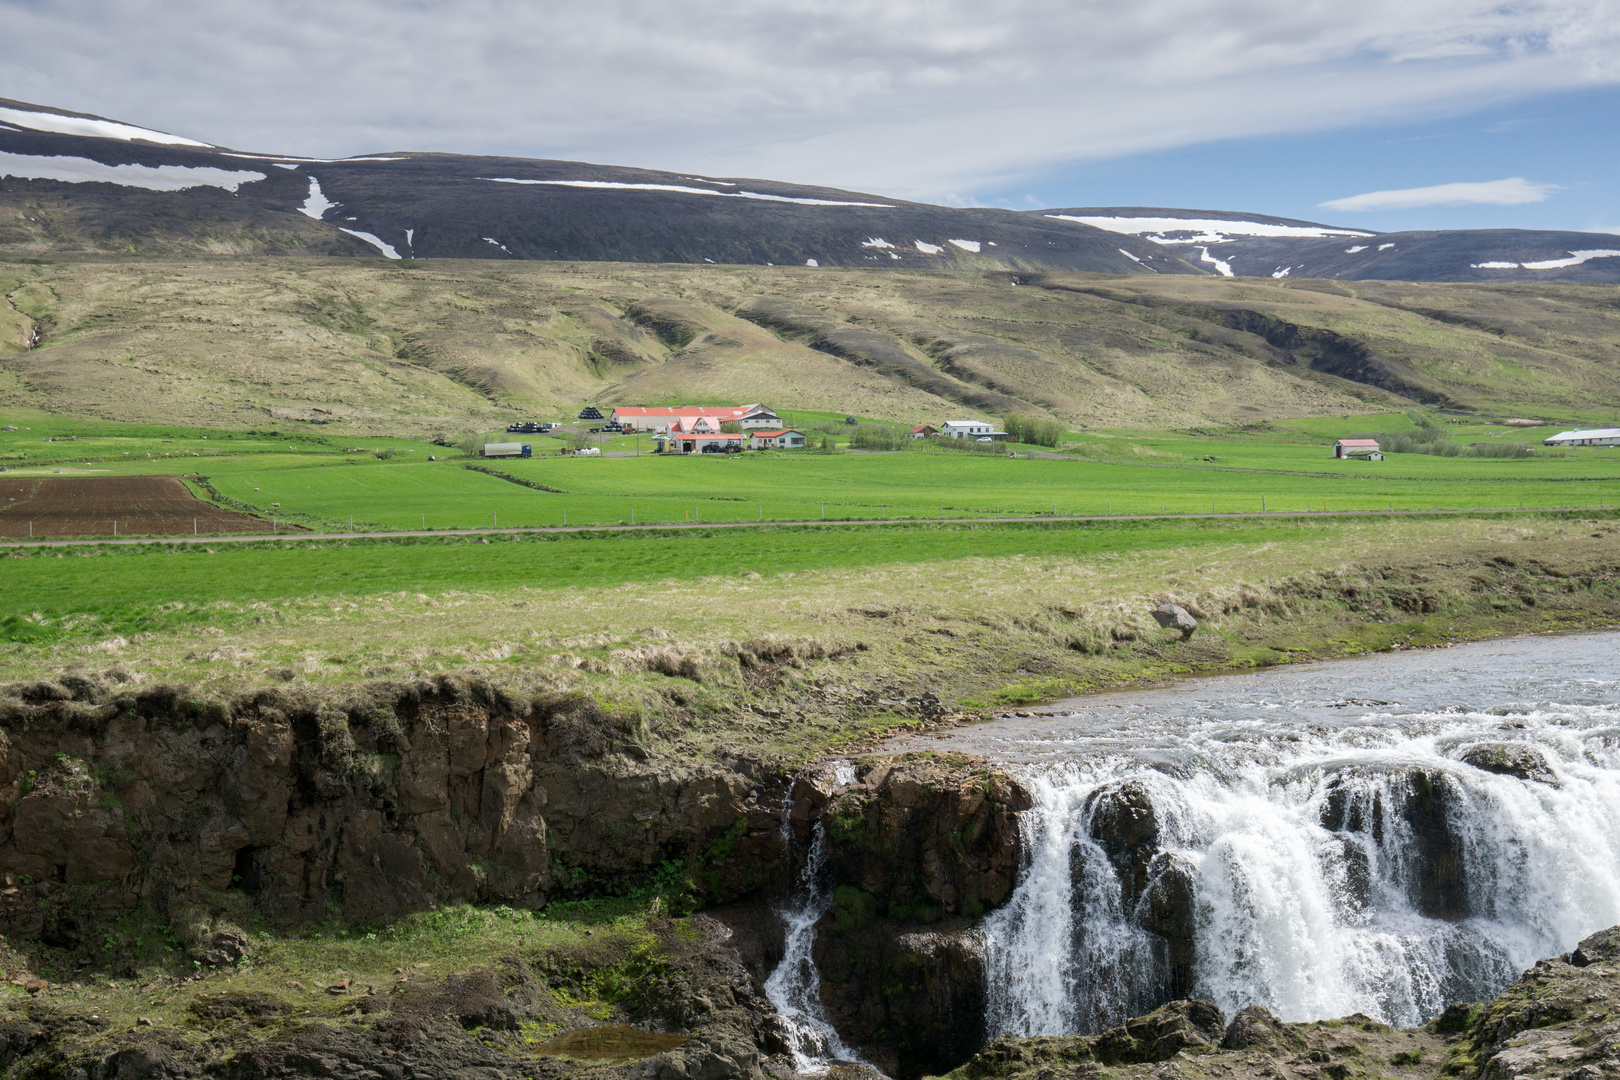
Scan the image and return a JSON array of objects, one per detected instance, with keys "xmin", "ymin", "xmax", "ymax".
[
  {"xmin": 1379, "ymin": 243, "xmax": 1396, "ymax": 250},
  {"xmin": 1118, "ymin": 248, "xmax": 1142, "ymax": 262},
  {"xmin": 1272, "ymin": 267, "xmax": 1291, "ymax": 277},
  {"xmin": 1473, "ymin": 250, "xmax": 1620, "ymax": 270},
  {"xmin": 478, "ymin": 178, "xmax": 892, "ymax": 207},
  {"xmin": 0, "ymin": 151, "xmax": 263, "ymax": 192},
  {"xmin": 220, "ymin": 153, "xmax": 407, "ymax": 164},
  {"xmin": 298, "ymin": 178, "xmax": 337, "ymax": 220},
  {"xmin": 0, "ymin": 105, "xmax": 211, "ymax": 147},
  {"xmin": 482, "ymin": 237, "xmax": 511, "ymax": 253},
  {"xmin": 861, "ymin": 237, "xmax": 896, "ymax": 249},
  {"xmin": 914, "ymin": 240, "xmax": 943, "ymax": 254},
  {"xmin": 1198, "ymin": 247, "xmax": 1234, "ymax": 276},
  {"xmin": 948, "ymin": 239, "xmax": 981, "ymax": 252},
  {"xmin": 1345, "ymin": 245, "xmax": 1368, "ymax": 253},
  {"xmin": 1047, "ymin": 214, "xmax": 1374, "ymax": 241},
  {"xmin": 340, "ymin": 229, "xmax": 401, "ymax": 259}
]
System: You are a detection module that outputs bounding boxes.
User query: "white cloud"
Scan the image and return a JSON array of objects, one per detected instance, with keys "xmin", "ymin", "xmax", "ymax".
[
  {"xmin": 2, "ymin": 1, "xmax": 1619, "ymax": 200},
  {"xmin": 1319, "ymin": 177, "xmax": 1559, "ymax": 211}
]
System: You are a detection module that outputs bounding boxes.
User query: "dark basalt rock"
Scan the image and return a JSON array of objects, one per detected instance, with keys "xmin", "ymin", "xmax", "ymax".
[
  {"xmin": 1221, "ymin": 1005, "xmax": 1298, "ymax": 1052},
  {"xmin": 1136, "ymin": 852, "xmax": 1198, "ymax": 1001},
  {"xmin": 1570, "ymin": 926, "xmax": 1620, "ymax": 967},
  {"xmin": 1321, "ymin": 766, "xmax": 1469, "ymax": 921},
  {"xmin": 1084, "ymin": 780, "xmax": 1160, "ymax": 906},
  {"xmin": 1460, "ymin": 742, "xmax": 1560, "ymax": 785}
]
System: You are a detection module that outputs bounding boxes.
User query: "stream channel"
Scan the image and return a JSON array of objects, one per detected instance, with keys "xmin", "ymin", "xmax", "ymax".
[{"xmin": 770, "ymin": 630, "xmax": 1620, "ymax": 1069}]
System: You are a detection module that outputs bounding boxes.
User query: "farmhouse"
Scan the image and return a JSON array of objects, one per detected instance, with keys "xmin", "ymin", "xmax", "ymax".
[
  {"xmin": 749, "ymin": 429, "xmax": 807, "ymax": 450},
  {"xmin": 611, "ymin": 404, "xmax": 779, "ymax": 433},
  {"xmin": 1544, "ymin": 428, "xmax": 1620, "ymax": 448},
  {"xmin": 941, "ymin": 420, "xmax": 993, "ymax": 439},
  {"xmin": 1334, "ymin": 439, "xmax": 1381, "ymax": 459},
  {"xmin": 909, "ymin": 425, "xmax": 938, "ymax": 439}
]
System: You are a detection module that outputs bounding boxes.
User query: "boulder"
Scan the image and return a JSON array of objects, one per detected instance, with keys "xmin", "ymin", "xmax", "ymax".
[
  {"xmin": 1460, "ymin": 743, "xmax": 1559, "ymax": 786},
  {"xmin": 1221, "ymin": 1004, "xmax": 1296, "ymax": 1052},
  {"xmin": 1094, "ymin": 999, "xmax": 1226, "ymax": 1063},
  {"xmin": 1151, "ymin": 603, "xmax": 1199, "ymax": 640},
  {"xmin": 1570, "ymin": 926, "xmax": 1620, "ymax": 967}
]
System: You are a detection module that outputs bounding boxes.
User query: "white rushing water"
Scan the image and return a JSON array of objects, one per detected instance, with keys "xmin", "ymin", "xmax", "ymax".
[
  {"xmin": 763, "ymin": 768, "xmax": 865, "ymax": 1073},
  {"xmin": 895, "ymin": 633, "xmax": 1620, "ymax": 1037}
]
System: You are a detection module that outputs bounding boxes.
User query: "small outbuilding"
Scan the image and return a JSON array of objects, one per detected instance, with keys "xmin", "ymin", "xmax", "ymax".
[
  {"xmin": 909, "ymin": 425, "xmax": 938, "ymax": 439},
  {"xmin": 1334, "ymin": 439, "xmax": 1381, "ymax": 459}
]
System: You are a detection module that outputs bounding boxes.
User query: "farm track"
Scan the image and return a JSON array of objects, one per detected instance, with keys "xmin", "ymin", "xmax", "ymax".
[{"xmin": 0, "ymin": 505, "xmax": 1610, "ymax": 549}]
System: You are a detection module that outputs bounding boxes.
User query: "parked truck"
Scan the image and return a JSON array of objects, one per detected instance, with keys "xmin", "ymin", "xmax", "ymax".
[{"xmin": 482, "ymin": 442, "xmax": 532, "ymax": 458}]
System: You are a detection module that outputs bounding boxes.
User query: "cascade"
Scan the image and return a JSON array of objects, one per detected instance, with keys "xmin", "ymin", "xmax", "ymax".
[
  {"xmin": 971, "ymin": 634, "xmax": 1620, "ymax": 1037},
  {"xmin": 763, "ymin": 767, "xmax": 866, "ymax": 1073}
]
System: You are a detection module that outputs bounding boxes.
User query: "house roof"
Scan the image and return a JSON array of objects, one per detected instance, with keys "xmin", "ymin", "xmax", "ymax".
[
  {"xmin": 1546, "ymin": 428, "xmax": 1620, "ymax": 440},
  {"xmin": 942, "ymin": 420, "xmax": 989, "ymax": 427},
  {"xmin": 1336, "ymin": 439, "xmax": 1381, "ymax": 447},
  {"xmin": 750, "ymin": 430, "xmax": 802, "ymax": 437},
  {"xmin": 612, "ymin": 404, "xmax": 760, "ymax": 419},
  {"xmin": 671, "ymin": 431, "xmax": 745, "ymax": 440},
  {"xmin": 910, "ymin": 425, "xmax": 936, "ymax": 433}
]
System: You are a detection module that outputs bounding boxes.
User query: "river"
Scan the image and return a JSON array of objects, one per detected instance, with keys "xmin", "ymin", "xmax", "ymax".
[{"xmin": 885, "ymin": 631, "xmax": 1620, "ymax": 1037}]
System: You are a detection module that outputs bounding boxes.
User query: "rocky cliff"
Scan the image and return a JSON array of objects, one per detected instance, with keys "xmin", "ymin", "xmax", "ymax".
[
  {"xmin": 943, "ymin": 925, "xmax": 1620, "ymax": 1080},
  {"xmin": 0, "ymin": 669, "xmax": 1031, "ymax": 1079}
]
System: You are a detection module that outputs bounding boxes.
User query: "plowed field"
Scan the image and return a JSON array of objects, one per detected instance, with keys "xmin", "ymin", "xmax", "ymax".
[{"xmin": 0, "ymin": 476, "xmax": 279, "ymax": 538}]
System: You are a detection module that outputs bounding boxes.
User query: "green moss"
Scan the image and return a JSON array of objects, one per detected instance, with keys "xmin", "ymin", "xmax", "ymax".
[{"xmin": 829, "ymin": 887, "xmax": 879, "ymax": 935}]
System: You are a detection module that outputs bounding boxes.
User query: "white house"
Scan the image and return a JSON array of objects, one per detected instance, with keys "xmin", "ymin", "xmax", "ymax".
[
  {"xmin": 738, "ymin": 406, "xmax": 785, "ymax": 430},
  {"xmin": 941, "ymin": 420, "xmax": 993, "ymax": 439},
  {"xmin": 1544, "ymin": 428, "xmax": 1620, "ymax": 448},
  {"xmin": 748, "ymin": 429, "xmax": 807, "ymax": 450}
]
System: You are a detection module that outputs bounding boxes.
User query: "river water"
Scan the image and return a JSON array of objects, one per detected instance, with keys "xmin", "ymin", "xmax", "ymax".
[{"xmin": 885, "ymin": 631, "xmax": 1620, "ymax": 1037}]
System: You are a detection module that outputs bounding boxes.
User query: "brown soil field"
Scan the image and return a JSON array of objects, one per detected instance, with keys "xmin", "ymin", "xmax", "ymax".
[{"xmin": 0, "ymin": 475, "xmax": 277, "ymax": 537}]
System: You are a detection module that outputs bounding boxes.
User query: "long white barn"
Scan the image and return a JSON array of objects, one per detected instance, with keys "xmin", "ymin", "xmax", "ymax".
[{"xmin": 1544, "ymin": 428, "xmax": 1620, "ymax": 447}]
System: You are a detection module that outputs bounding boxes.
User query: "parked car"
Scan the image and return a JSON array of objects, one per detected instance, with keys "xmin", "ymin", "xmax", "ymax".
[{"xmin": 976, "ymin": 436, "xmax": 994, "ymax": 442}]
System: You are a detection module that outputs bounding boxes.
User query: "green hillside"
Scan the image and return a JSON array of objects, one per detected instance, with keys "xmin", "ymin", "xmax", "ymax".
[{"xmin": 3, "ymin": 258, "xmax": 1618, "ymax": 435}]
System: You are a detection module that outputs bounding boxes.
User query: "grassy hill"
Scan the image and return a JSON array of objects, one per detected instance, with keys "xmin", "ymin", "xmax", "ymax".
[{"xmin": 3, "ymin": 258, "xmax": 1619, "ymax": 435}]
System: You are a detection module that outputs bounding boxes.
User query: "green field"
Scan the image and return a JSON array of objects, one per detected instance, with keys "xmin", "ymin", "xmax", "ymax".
[{"xmin": 4, "ymin": 410, "xmax": 1617, "ymax": 534}]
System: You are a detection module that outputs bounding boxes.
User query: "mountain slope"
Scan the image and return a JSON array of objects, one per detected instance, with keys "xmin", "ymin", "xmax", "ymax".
[
  {"xmin": 0, "ymin": 97, "xmax": 1183, "ymax": 274},
  {"xmin": 1045, "ymin": 207, "xmax": 1620, "ymax": 283},
  {"xmin": 5, "ymin": 256, "xmax": 1618, "ymax": 434}
]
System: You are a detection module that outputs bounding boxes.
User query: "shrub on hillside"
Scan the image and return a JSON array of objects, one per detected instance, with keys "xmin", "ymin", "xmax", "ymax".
[{"xmin": 1003, "ymin": 414, "xmax": 1065, "ymax": 447}]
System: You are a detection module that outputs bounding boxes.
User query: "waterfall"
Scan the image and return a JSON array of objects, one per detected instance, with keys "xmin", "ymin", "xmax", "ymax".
[
  {"xmin": 982, "ymin": 698, "xmax": 1620, "ymax": 1036},
  {"xmin": 763, "ymin": 768, "xmax": 865, "ymax": 1073}
]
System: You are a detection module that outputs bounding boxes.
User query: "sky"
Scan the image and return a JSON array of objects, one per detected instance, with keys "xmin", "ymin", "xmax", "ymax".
[{"xmin": 2, "ymin": 0, "xmax": 1618, "ymax": 232}]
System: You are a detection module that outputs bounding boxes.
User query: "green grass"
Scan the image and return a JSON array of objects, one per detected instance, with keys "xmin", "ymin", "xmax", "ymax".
[{"xmin": 0, "ymin": 517, "xmax": 1321, "ymax": 645}]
